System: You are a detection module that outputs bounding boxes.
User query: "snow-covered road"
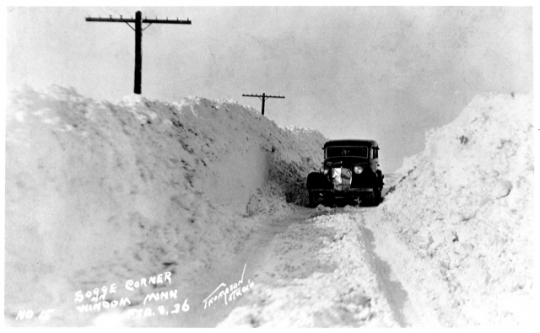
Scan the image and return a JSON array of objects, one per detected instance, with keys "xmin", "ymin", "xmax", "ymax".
[{"xmin": 216, "ymin": 175, "xmax": 437, "ymax": 328}]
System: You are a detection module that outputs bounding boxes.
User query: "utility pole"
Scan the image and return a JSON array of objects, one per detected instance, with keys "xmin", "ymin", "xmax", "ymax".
[
  {"xmin": 86, "ymin": 11, "xmax": 191, "ymax": 94},
  {"xmin": 242, "ymin": 93, "xmax": 285, "ymax": 116}
]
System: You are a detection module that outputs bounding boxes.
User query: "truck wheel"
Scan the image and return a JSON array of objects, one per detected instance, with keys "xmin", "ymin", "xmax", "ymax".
[
  {"xmin": 373, "ymin": 188, "xmax": 382, "ymax": 206},
  {"xmin": 377, "ymin": 170, "xmax": 385, "ymax": 186},
  {"xmin": 325, "ymin": 195, "xmax": 336, "ymax": 207},
  {"xmin": 308, "ymin": 192, "xmax": 318, "ymax": 208}
]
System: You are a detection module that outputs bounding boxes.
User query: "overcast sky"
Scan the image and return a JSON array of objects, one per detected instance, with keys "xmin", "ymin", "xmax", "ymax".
[{"xmin": 6, "ymin": 6, "xmax": 533, "ymax": 172}]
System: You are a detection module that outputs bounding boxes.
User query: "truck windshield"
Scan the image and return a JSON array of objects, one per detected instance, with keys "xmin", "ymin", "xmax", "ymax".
[{"xmin": 326, "ymin": 146, "xmax": 369, "ymax": 158}]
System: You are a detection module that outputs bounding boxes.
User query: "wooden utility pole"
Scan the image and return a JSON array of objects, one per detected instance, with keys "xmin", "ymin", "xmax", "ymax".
[
  {"xmin": 242, "ymin": 93, "xmax": 285, "ymax": 116},
  {"xmin": 86, "ymin": 11, "xmax": 191, "ymax": 94}
]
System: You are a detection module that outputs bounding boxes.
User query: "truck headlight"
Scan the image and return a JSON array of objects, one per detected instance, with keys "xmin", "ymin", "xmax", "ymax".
[
  {"xmin": 320, "ymin": 167, "xmax": 329, "ymax": 175},
  {"xmin": 354, "ymin": 166, "xmax": 363, "ymax": 174}
]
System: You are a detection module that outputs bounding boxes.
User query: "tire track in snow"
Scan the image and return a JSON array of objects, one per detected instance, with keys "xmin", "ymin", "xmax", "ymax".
[
  {"xmin": 357, "ymin": 222, "xmax": 410, "ymax": 326},
  {"xmin": 360, "ymin": 207, "xmax": 448, "ymax": 327}
]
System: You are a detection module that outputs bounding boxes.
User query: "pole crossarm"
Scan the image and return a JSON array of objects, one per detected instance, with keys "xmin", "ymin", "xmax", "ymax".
[
  {"xmin": 142, "ymin": 18, "xmax": 191, "ymax": 24},
  {"xmin": 86, "ymin": 16, "xmax": 136, "ymax": 23},
  {"xmin": 242, "ymin": 94, "xmax": 285, "ymax": 100},
  {"xmin": 85, "ymin": 17, "xmax": 191, "ymax": 24}
]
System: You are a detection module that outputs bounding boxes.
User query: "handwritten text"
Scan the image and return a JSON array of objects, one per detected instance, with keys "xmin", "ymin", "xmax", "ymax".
[{"xmin": 203, "ymin": 264, "xmax": 254, "ymax": 310}]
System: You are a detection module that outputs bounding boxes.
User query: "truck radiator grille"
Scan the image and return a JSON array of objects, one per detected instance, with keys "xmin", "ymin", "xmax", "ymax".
[{"xmin": 332, "ymin": 167, "xmax": 352, "ymax": 190}]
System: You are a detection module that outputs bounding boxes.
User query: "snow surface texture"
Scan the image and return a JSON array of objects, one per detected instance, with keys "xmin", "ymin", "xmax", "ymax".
[
  {"xmin": 379, "ymin": 93, "xmax": 534, "ymax": 325},
  {"xmin": 5, "ymin": 86, "xmax": 326, "ymax": 326}
]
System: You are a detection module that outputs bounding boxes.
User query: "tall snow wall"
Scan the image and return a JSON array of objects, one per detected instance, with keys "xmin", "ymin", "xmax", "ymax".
[
  {"xmin": 5, "ymin": 86, "xmax": 327, "ymax": 324},
  {"xmin": 380, "ymin": 92, "xmax": 534, "ymax": 325}
]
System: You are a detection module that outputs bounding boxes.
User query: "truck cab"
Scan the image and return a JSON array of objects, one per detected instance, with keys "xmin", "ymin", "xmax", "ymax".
[{"xmin": 306, "ymin": 139, "xmax": 384, "ymax": 207}]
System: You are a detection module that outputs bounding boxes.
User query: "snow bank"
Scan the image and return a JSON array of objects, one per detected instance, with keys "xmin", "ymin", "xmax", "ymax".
[
  {"xmin": 380, "ymin": 93, "xmax": 534, "ymax": 325},
  {"xmin": 4, "ymin": 85, "xmax": 326, "ymax": 325}
]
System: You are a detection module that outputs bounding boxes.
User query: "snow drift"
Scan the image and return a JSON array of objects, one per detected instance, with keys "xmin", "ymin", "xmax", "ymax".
[
  {"xmin": 4, "ymin": 85, "xmax": 326, "ymax": 325},
  {"xmin": 379, "ymin": 92, "xmax": 534, "ymax": 325}
]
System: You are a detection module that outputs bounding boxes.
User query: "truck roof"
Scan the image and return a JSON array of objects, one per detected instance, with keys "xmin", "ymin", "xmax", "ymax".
[{"xmin": 323, "ymin": 139, "xmax": 379, "ymax": 148}]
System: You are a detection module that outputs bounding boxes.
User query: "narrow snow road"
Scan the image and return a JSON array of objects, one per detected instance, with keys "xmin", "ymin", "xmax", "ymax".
[
  {"xmin": 210, "ymin": 176, "xmax": 447, "ymax": 327},
  {"xmin": 214, "ymin": 205, "xmax": 396, "ymax": 327}
]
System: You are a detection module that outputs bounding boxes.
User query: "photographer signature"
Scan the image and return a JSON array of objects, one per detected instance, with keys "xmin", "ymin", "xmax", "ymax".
[{"xmin": 203, "ymin": 264, "xmax": 255, "ymax": 310}]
